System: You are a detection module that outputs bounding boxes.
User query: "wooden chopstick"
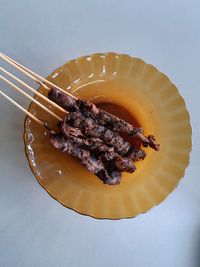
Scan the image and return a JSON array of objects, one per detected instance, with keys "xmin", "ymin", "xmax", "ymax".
[
  {"xmin": 0, "ymin": 75, "xmax": 63, "ymax": 121},
  {"xmin": 0, "ymin": 67, "xmax": 67, "ymax": 114},
  {"xmin": 0, "ymin": 52, "xmax": 78, "ymax": 99},
  {"xmin": 0, "ymin": 89, "xmax": 44, "ymax": 126}
]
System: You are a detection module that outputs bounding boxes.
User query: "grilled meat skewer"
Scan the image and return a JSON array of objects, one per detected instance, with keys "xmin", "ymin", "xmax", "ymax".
[
  {"xmin": 59, "ymin": 123, "xmax": 137, "ymax": 173},
  {"xmin": 48, "ymin": 88, "xmax": 159, "ymax": 151},
  {"xmin": 65, "ymin": 112, "xmax": 132, "ymax": 156},
  {"xmin": 50, "ymin": 133, "xmax": 122, "ymax": 185}
]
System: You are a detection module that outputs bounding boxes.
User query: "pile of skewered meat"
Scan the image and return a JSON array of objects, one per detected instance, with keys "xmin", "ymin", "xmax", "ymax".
[{"xmin": 48, "ymin": 88, "xmax": 160, "ymax": 185}]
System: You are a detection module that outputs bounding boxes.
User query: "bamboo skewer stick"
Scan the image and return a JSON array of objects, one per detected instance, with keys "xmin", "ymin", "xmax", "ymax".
[
  {"xmin": 0, "ymin": 75, "xmax": 63, "ymax": 121},
  {"xmin": 0, "ymin": 53, "xmax": 49, "ymax": 90},
  {"xmin": 0, "ymin": 90, "xmax": 44, "ymax": 126},
  {"xmin": 0, "ymin": 52, "xmax": 78, "ymax": 99},
  {"xmin": 0, "ymin": 67, "xmax": 67, "ymax": 114}
]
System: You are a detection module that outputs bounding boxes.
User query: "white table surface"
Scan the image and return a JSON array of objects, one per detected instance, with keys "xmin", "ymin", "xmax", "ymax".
[{"xmin": 0, "ymin": 1, "xmax": 200, "ymax": 266}]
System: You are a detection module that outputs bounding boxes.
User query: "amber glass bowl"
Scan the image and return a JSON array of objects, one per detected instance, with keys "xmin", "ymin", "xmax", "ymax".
[{"xmin": 24, "ymin": 53, "xmax": 192, "ymax": 219}]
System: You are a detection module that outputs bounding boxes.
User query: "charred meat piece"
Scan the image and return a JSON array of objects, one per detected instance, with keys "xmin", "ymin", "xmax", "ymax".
[
  {"xmin": 60, "ymin": 122, "xmax": 84, "ymax": 138},
  {"xmin": 114, "ymin": 157, "xmax": 136, "ymax": 173},
  {"xmin": 50, "ymin": 133, "xmax": 121, "ymax": 185},
  {"xmin": 48, "ymin": 88, "xmax": 159, "ymax": 151},
  {"xmin": 48, "ymin": 88, "xmax": 78, "ymax": 111},
  {"xmin": 65, "ymin": 112, "xmax": 131, "ymax": 156},
  {"xmin": 78, "ymin": 99, "xmax": 159, "ymax": 150},
  {"xmin": 50, "ymin": 133, "xmax": 103, "ymax": 174},
  {"xmin": 60, "ymin": 121, "xmax": 114, "ymax": 153},
  {"xmin": 97, "ymin": 168, "xmax": 121, "ymax": 185},
  {"xmin": 127, "ymin": 148, "xmax": 146, "ymax": 161},
  {"xmin": 59, "ymin": 122, "xmax": 136, "ymax": 173},
  {"xmin": 139, "ymin": 134, "xmax": 160, "ymax": 151},
  {"xmin": 60, "ymin": 124, "xmax": 113, "ymax": 154},
  {"xmin": 86, "ymin": 137, "xmax": 114, "ymax": 153},
  {"xmin": 77, "ymin": 98, "xmax": 135, "ymax": 133}
]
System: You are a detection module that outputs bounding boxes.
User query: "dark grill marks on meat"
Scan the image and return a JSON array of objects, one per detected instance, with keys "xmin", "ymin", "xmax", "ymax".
[
  {"xmin": 50, "ymin": 133, "xmax": 121, "ymax": 185},
  {"xmin": 97, "ymin": 168, "xmax": 121, "ymax": 185},
  {"xmin": 60, "ymin": 122, "xmax": 84, "ymax": 138},
  {"xmin": 140, "ymin": 134, "xmax": 160, "ymax": 151},
  {"xmin": 52, "ymin": 135, "xmax": 104, "ymax": 175},
  {"xmin": 78, "ymin": 99, "xmax": 159, "ymax": 150},
  {"xmin": 48, "ymin": 88, "xmax": 78, "ymax": 111},
  {"xmin": 48, "ymin": 88, "xmax": 159, "ymax": 151},
  {"xmin": 60, "ymin": 119, "xmax": 146, "ymax": 163},
  {"xmin": 127, "ymin": 148, "xmax": 146, "ymax": 161},
  {"xmin": 66, "ymin": 111, "xmax": 131, "ymax": 156},
  {"xmin": 86, "ymin": 138, "xmax": 114, "ymax": 153},
  {"xmin": 114, "ymin": 157, "xmax": 136, "ymax": 173},
  {"xmin": 77, "ymin": 99, "xmax": 135, "ymax": 134},
  {"xmin": 59, "ymin": 121, "xmax": 136, "ymax": 173}
]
